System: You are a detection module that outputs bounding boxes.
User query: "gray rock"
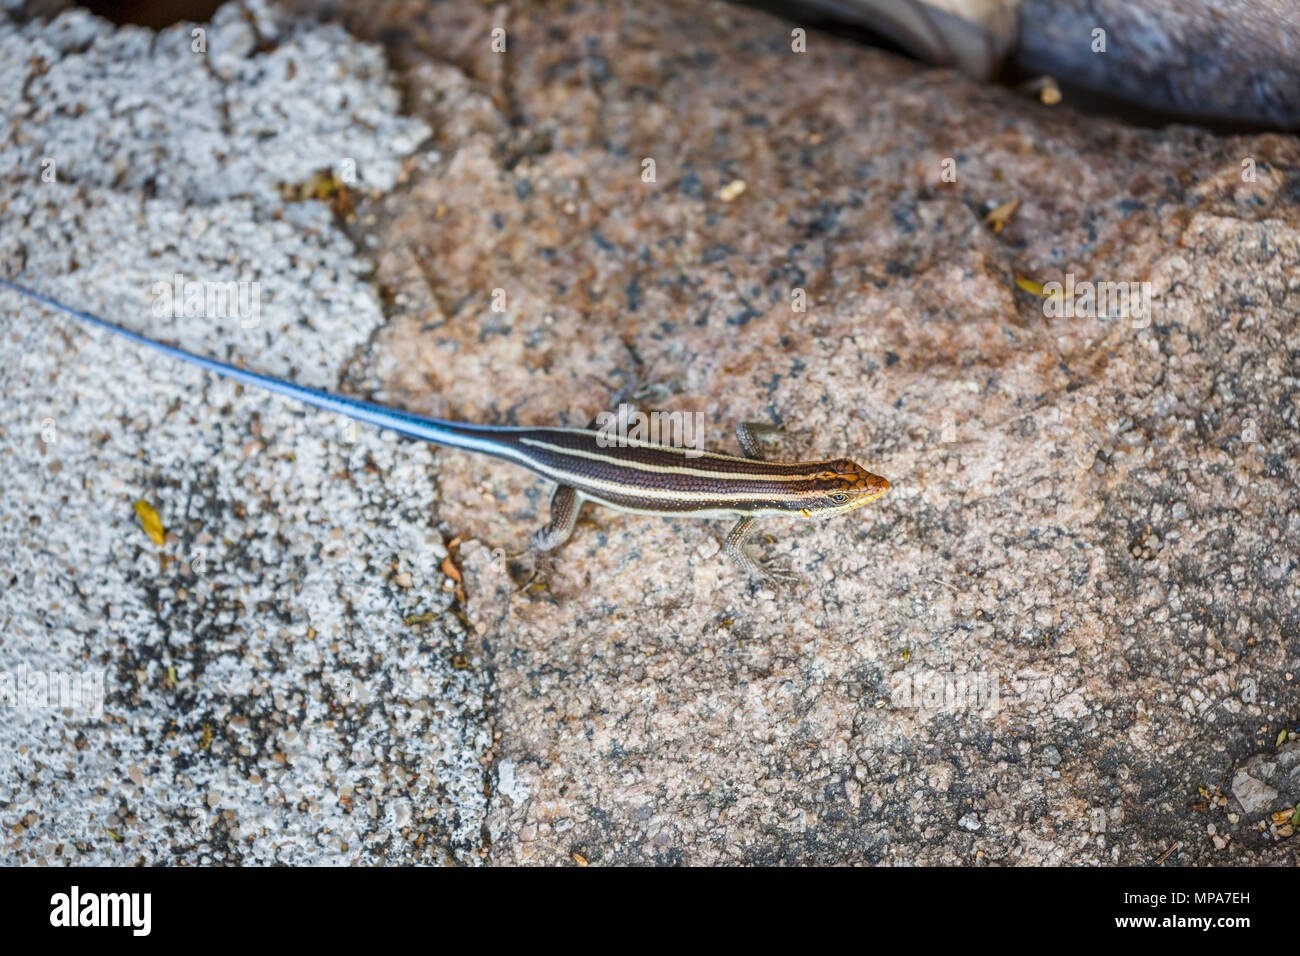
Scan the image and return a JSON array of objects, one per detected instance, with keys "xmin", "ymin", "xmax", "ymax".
[
  {"xmin": 0, "ymin": 1, "xmax": 490, "ymax": 866},
  {"xmin": 1230, "ymin": 741, "xmax": 1300, "ymax": 816},
  {"xmin": 746, "ymin": 0, "xmax": 1300, "ymax": 128},
  {"xmin": 1016, "ymin": 0, "xmax": 1300, "ymax": 129},
  {"xmin": 1230, "ymin": 771, "xmax": 1280, "ymax": 816}
]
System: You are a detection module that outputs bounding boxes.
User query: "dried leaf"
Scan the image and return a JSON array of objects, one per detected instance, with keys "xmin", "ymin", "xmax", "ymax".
[
  {"xmin": 134, "ymin": 499, "xmax": 165, "ymax": 545},
  {"xmin": 1015, "ymin": 275, "xmax": 1046, "ymax": 296},
  {"xmin": 984, "ymin": 197, "xmax": 1019, "ymax": 233}
]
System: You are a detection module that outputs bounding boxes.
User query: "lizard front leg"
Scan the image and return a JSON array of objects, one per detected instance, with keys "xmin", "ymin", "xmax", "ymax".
[
  {"xmin": 730, "ymin": 423, "xmax": 801, "ymax": 585},
  {"xmin": 724, "ymin": 515, "xmax": 799, "ymax": 587}
]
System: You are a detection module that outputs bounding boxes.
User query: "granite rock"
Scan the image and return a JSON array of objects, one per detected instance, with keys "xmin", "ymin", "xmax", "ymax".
[
  {"xmin": 0, "ymin": 1, "xmax": 489, "ymax": 866},
  {"xmin": 324, "ymin": 0, "xmax": 1300, "ymax": 865},
  {"xmin": 2, "ymin": 0, "xmax": 1298, "ymax": 867}
]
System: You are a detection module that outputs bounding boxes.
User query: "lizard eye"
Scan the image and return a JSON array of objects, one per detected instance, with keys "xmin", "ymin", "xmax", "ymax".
[{"xmin": 830, "ymin": 493, "xmax": 849, "ymax": 503}]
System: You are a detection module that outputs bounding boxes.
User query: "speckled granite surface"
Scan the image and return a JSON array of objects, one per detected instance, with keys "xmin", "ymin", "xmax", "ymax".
[
  {"xmin": 1, "ymin": 1, "xmax": 487, "ymax": 865},
  {"xmin": 2, "ymin": 0, "xmax": 1298, "ymax": 865}
]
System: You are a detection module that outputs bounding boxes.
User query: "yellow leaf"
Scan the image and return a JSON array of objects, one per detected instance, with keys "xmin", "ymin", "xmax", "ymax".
[
  {"xmin": 134, "ymin": 499, "xmax": 165, "ymax": 545},
  {"xmin": 1015, "ymin": 275, "xmax": 1046, "ymax": 296}
]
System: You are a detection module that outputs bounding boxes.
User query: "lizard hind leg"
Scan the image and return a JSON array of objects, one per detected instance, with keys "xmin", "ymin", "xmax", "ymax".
[{"xmin": 724, "ymin": 516, "xmax": 800, "ymax": 588}]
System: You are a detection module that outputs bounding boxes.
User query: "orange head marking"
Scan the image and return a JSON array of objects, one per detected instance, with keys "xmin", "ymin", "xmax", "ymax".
[{"xmin": 800, "ymin": 459, "xmax": 890, "ymax": 518}]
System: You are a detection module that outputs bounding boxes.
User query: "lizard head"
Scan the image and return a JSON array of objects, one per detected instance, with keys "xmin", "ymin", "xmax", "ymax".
[{"xmin": 797, "ymin": 459, "xmax": 890, "ymax": 518}]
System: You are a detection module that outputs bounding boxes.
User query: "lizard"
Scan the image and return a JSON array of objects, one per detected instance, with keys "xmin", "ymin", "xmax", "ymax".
[{"xmin": 1, "ymin": 277, "xmax": 890, "ymax": 584}]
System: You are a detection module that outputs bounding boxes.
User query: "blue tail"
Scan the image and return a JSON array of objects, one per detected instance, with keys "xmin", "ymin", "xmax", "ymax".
[{"xmin": 0, "ymin": 277, "xmax": 521, "ymax": 454}]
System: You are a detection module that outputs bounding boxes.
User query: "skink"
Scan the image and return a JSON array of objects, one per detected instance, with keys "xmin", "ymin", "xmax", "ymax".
[{"xmin": 1, "ymin": 278, "xmax": 890, "ymax": 583}]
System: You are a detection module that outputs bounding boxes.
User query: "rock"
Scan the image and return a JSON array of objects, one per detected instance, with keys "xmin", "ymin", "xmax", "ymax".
[
  {"xmin": 3, "ymin": 0, "xmax": 1299, "ymax": 867},
  {"xmin": 305, "ymin": 0, "xmax": 1300, "ymax": 865},
  {"xmin": 1015, "ymin": 0, "xmax": 1300, "ymax": 129},
  {"xmin": 747, "ymin": 0, "xmax": 1300, "ymax": 128},
  {"xmin": 1230, "ymin": 772, "xmax": 1278, "ymax": 815},
  {"xmin": 0, "ymin": 0, "xmax": 486, "ymax": 865},
  {"xmin": 1230, "ymin": 741, "xmax": 1300, "ymax": 816}
]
